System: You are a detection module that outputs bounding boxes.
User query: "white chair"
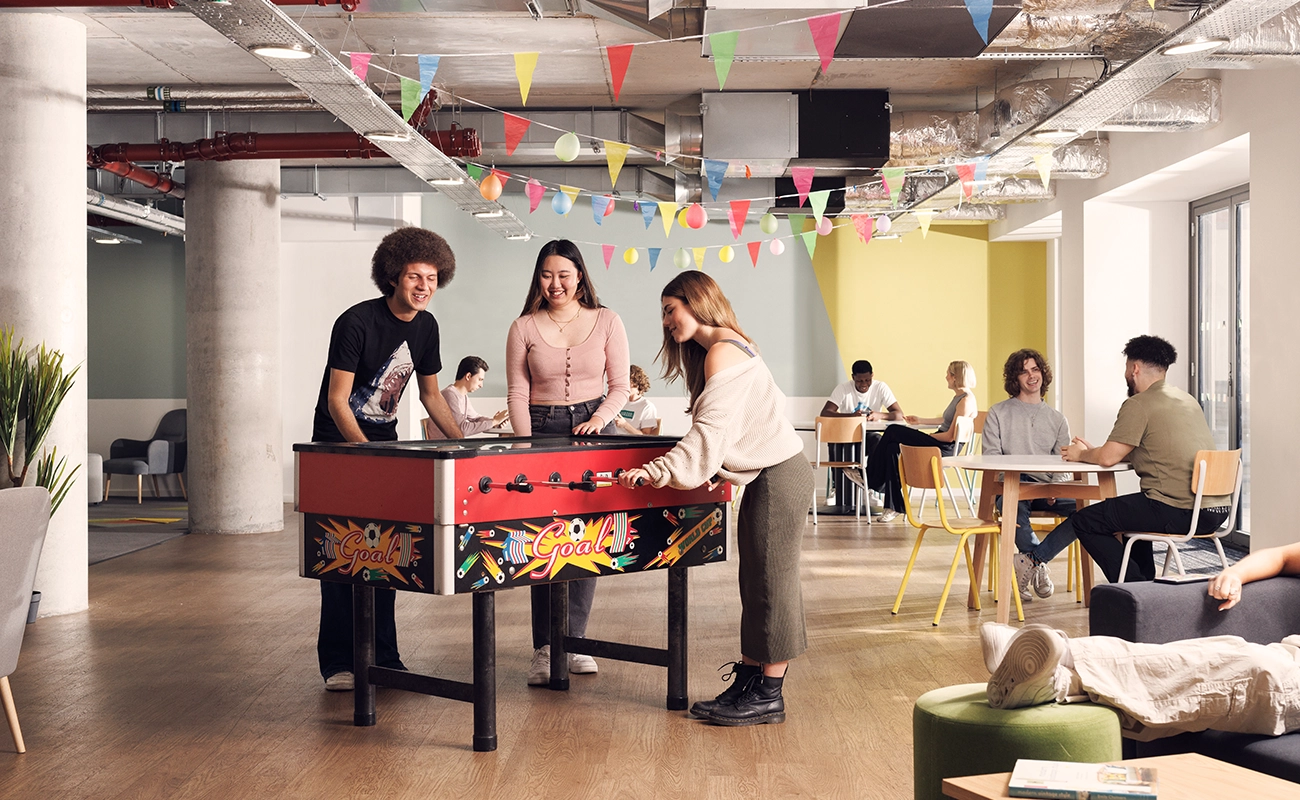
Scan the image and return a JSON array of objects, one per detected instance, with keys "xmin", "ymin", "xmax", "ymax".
[
  {"xmin": 913, "ymin": 415, "xmax": 976, "ymax": 520},
  {"xmin": 810, "ymin": 416, "xmax": 868, "ymax": 525},
  {"xmin": 0, "ymin": 486, "xmax": 51, "ymax": 754},
  {"xmin": 1117, "ymin": 449, "xmax": 1243, "ymax": 583}
]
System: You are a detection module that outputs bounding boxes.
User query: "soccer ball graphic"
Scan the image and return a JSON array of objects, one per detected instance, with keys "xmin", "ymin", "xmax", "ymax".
[
  {"xmin": 363, "ymin": 523, "xmax": 382, "ymax": 549},
  {"xmin": 568, "ymin": 518, "xmax": 585, "ymax": 543}
]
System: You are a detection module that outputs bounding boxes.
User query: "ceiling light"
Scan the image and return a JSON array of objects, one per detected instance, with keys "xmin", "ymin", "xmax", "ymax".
[
  {"xmin": 874, "ymin": 234, "xmax": 901, "ymax": 240},
  {"xmin": 977, "ymin": 51, "xmax": 1094, "ymax": 60},
  {"xmin": 364, "ymin": 130, "xmax": 412, "ymax": 142},
  {"xmin": 249, "ymin": 43, "xmax": 315, "ymax": 60},
  {"xmin": 1160, "ymin": 37, "xmax": 1230, "ymax": 56},
  {"xmin": 1030, "ymin": 128, "xmax": 1081, "ymax": 142},
  {"xmin": 429, "ymin": 177, "xmax": 464, "ymax": 186},
  {"xmin": 506, "ymin": 233, "xmax": 532, "ymax": 241},
  {"xmin": 93, "ymin": 236, "xmax": 121, "ymax": 244},
  {"xmin": 472, "ymin": 209, "xmax": 505, "ymax": 218}
]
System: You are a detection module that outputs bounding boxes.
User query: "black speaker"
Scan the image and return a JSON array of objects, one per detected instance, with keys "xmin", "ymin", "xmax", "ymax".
[{"xmin": 797, "ymin": 89, "xmax": 889, "ymax": 164}]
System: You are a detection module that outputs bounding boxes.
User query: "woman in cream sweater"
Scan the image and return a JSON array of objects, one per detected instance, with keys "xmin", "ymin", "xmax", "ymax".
[{"xmin": 619, "ymin": 272, "xmax": 813, "ymax": 727}]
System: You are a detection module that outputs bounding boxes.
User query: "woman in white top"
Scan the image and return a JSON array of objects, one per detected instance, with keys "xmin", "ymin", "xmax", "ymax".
[
  {"xmin": 620, "ymin": 272, "xmax": 813, "ymax": 727},
  {"xmin": 614, "ymin": 364, "xmax": 659, "ymax": 435},
  {"xmin": 424, "ymin": 355, "xmax": 508, "ymax": 438}
]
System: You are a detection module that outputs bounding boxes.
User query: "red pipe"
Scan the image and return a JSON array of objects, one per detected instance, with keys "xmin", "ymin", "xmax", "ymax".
[
  {"xmin": 88, "ymin": 148, "xmax": 186, "ymax": 198},
  {"xmin": 91, "ymin": 128, "xmax": 481, "ymax": 164},
  {"xmin": 0, "ymin": 1, "xmax": 360, "ymax": 9}
]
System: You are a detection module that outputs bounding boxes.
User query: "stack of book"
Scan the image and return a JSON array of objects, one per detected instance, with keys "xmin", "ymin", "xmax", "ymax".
[{"xmin": 1008, "ymin": 759, "xmax": 1158, "ymax": 799}]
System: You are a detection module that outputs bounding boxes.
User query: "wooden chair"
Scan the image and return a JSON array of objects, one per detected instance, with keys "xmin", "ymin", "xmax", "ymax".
[
  {"xmin": 810, "ymin": 416, "xmax": 867, "ymax": 525},
  {"xmin": 0, "ymin": 486, "xmax": 51, "ymax": 754},
  {"xmin": 913, "ymin": 415, "xmax": 977, "ymax": 520},
  {"xmin": 1117, "ymin": 449, "xmax": 1243, "ymax": 583},
  {"xmin": 891, "ymin": 445, "xmax": 1019, "ymax": 626}
]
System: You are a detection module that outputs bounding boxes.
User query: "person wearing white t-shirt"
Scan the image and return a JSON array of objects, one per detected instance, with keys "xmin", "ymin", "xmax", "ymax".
[
  {"xmin": 820, "ymin": 360, "xmax": 904, "ymax": 423},
  {"xmin": 616, "ymin": 364, "xmax": 660, "ymax": 435}
]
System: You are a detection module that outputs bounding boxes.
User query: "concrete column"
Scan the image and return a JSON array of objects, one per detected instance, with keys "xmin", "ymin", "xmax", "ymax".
[
  {"xmin": 185, "ymin": 160, "xmax": 283, "ymax": 534},
  {"xmin": 0, "ymin": 16, "xmax": 88, "ymax": 616}
]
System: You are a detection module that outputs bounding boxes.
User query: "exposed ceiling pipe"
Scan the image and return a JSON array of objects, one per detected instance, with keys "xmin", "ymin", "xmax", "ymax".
[
  {"xmin": 89, "ymin": 129, "xmax": 482, "ymax": 164},
  {"xmin": 92, "ymin": 158, "xmax": 186, "ymax": 199},
  {"xmin": 86, "ymin": 189, "xmax": 186, "ymax": 237},
  {"xmin": 6, "ymin": 0, "xmax": 360, "ymax": 8},
  {"xmin": 90, "ymin": 101, "xmax": 324, "ymax": 113}
]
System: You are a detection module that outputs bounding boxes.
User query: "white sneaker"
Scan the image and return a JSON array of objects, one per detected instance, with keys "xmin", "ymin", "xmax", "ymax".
[
  {"xmin": 1013, "ymin": 553, "xmax": 1036, "ymax": 603},
  {"xmin": 978, "ymin": 623, "xmax": 1019, "ymax": 674},
  {"xmin": 324, "ymin": 671, "xmax": 354, "ymax": 692},
  {"xmin": 878, "ymin": 509, "xmax": 899, "ymax": 523},
  {"xmin": 986, "ymin": 627, "xmax": 1067, "ymax": 709},
  {"xmin": 569, "ymin": 653, "xmax": 598, "ymax": 674},
  {"xmin": 528, "ymin": 646, "xmax": 550, "ymax": 686},
  {"xmin": 1032, "ymin": 562, "xmax": 1055, "ymax": 599}
]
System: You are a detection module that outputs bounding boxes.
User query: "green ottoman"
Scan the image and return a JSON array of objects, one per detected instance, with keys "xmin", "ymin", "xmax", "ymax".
[{"xmin": 913, "ymin": 683, "xmax": 1122, "ymax": 800}]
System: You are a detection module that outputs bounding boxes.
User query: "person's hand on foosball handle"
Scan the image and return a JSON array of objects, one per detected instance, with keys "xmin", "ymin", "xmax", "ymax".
[{"xmin": 619, "ymin": 468, "xmax": 650, "ymax": 488}]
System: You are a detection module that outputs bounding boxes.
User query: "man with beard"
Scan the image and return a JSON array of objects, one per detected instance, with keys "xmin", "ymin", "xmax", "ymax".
[
  {"xmin": 1014, "ymin": 335, "xmax": 1229, "ymax": 586},
  {"xmin": 312, "ymin": 227, "xmax": 465, "ymax": 692}
]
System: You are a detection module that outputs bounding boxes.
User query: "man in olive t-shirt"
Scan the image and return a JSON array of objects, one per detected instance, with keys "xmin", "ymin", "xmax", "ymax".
[{"xmin": 1016, "ymin": 336, "xmax": 1230, "ymax": 584}]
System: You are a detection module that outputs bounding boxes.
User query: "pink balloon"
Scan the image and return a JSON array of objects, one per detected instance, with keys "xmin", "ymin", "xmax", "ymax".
[
  {"xmin": 769, "ymin": 239, "xmax": 785, "ymax": 255},
  {"xmin": 686, "ymin": 203, "xmax": 708, "ymax": 229},
  {"xmin": 816, "ymin": 217, "xmax": 833, "ymax": 235}
]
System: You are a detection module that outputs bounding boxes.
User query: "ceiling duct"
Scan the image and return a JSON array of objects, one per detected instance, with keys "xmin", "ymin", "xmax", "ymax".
[
  {"xmin": 891, "ymin": 111, "xmax": 979, "ymax": 166},
  {"xmin": 1028, "ymin": 138, "xmax": 1110, "ymax": 179},
  {"xmin": 175, "ymin": 0, "xmax": 531, "ymax": 240},
  {"xmin": 86, "ymin": 189, "xmax": 186, "ymax": 237},
  {"xmin": 934, "ymin": 204, "xmax": 1006, "ymax": 221},
  {"xmin": 844, "ymin": 174, "xmax": 949, "ymax": 212},
  {"xmin": 978, "ymin": 177, "xmax": 1056, "ymax": 203},
  {"xmin": 702, "ymin": 92, "xmax": 797, "ymax": 179},
  {"xmin": 1021, "ymin": 0, "xmax": 1130, "ymax": 14},
  {"xmin": 1199, "ymin": 4, "xmax": 1300, "ymax": 63},
  {"xmin": 1098, "ymin": 78, "xmax": 1219, "ymax": 130},
  {"xmin": 993, "ymin": 14, "xmax": 1113, "ymax": 50},
  {"xmin": 666, "ymin": 108, "xmax": 702, "ymax": 203}
]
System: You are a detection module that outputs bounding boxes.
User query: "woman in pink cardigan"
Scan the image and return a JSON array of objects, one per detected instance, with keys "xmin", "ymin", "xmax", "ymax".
[{"xmin": 506, "ymin": 239, "xmax": 630, "ymax": 687}]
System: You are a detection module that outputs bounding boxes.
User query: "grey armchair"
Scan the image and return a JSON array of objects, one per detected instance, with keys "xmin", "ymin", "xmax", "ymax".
[
  {"xmin": 103, "ymin": 409, "xmax": 187, "ymax": 503},
  {"xmin": 0, "ymin": 486, "xmax": 51, "ymax": 754}
]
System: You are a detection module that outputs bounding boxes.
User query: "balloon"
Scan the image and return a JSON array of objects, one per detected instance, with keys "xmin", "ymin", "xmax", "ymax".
[
  {"xmin": 604, "ymin": 195, "xmax": 616, "ymax": 216},
  {"xmin": 876, "ymin": 215, "xmax": 893, "ymax": 234},
  {"xmin": 759, "ymin": 213, "xmax": 778, "ymax": 235},
  {"xmin": 686, "ymin": 203, "xmax": 707, "ymax": 229},
  {"xmin": 552, "ymin": 191, "xmax": 573, "ymax": 215},
  {"xmin": 673, "ymin": 248, "xmax": 691, "ymax": 269},
  {"xmin": 677, "ymin": 207, "xmax": 691, "ymax": 228},
  {"xmin": 554, "ymin": 132, "xmax": 581, "ymax": 162},
  {"xmin": 769, "ymin": 239, "xmax": 785, "ymax": 255},
  {"xmin": 718, "ymin": 245, "xmax": 734, "ymax": 263},
  {"xmin": 816, "ymin": 217, "xmax": 833, "ymax": 235},
  {"xmin": 623, "ymin": 248, "xmax": 639, "ymax": 265},
  {"xmin": 479, "ymin": 173, "xmax": 503, "ymax": 201}
]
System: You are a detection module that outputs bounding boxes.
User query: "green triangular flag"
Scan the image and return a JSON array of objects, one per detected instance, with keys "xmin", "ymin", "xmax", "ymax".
[
  {"xmin": 401, "ymin": 76, "xmax": 421, "ymax": 121},
  {"xmin": 808, "ymin": 189, "xmax": 830, "ymax": 224},
  {"xmin": 801, "ymin": 229, "xmax": 818, "ymax": 258},
  {"xmin": 882, "ymin": 167, "xmax": 906, "ymax": 207},
  {"xmin": 466, "ymin": 164, "xmax": 484, "ymax": 183},
  {"xmin": 788, "ymin": 213, "xmax": 806, "ymax": 236},
  {"xmin": 710, "ymin": 31, "xmax": 739, "ymax": 90}
]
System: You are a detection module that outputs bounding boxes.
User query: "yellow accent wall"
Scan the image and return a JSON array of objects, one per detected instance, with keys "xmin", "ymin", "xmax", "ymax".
[{"xmin": 811, "ymin": 223, "xmax": 1046, "ymax": 416}]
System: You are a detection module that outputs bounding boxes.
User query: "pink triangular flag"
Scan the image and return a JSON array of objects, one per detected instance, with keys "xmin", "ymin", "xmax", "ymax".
[
  {"xmin": 791, "ymin": 166, "xmax": 815, "ymax": 207},
  {"xmin": 955, "ymin": 163, "xmax": 976, "ymax": 199},
  {"xmin": 602, "ymin": 244, "xmax": 615, "ymax": 269},
  {"xmin": 349, "ymin": 52, "xmax": 373, "ymax": 81},
  {"xmin": 851, "ymin": 214, "xmax": 874, "ymax": 245},
  {"xmin": 607, "ymin": 44, "xmax": 634, "ymax": 102},
  {"xmin": 503, "ymin": 113, "xmax": 531, "ymax": 156},
  {"xmin": 728, "ymin": 199, "xmax": 751, "ymax": 240},
  {"xmin": 746, "ymin": 240, "xmax": 761, "ymax": 267},
  {"xmin": 807, "ymin": 13, "xmax": 842, "ymax": 74},
  {"xmin": 525, "ymin": 178, "xmax": 545, "ymax": 213}
]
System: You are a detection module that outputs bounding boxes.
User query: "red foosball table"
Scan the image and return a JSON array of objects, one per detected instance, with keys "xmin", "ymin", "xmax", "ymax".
[{"xmin": 294, "ymin": 435, "xmax": 731, "ymax": 751}]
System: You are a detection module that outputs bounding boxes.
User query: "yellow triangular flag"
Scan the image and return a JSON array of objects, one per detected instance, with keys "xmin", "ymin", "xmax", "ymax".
[
  {"xmin": 1147, "ymin": 0, "xmax": 1155, "ymax": 7},
  {"xmin": 560, "ymin": 185, "xmax": 580, "ymax": 205},
  {"xmin": 605, "ymin": 140, "xmax": 630, "ymax": 188},
  {"xmin": 916, "ymin": 211, "xmax": 933, "ymax": 239},
  {"xmin": 692, "ymin": 247, "xmax": 706, "ymax": 269},
  {"xmin": 514, "ymin": 52, "xmax": 539, "ymax": 105},
  {"xmin": 1034, "ymin": 154, "xmax": 1054, "ymax": 189},
  {"xmin": 658, "ymin": 202, "xmax": 678, "ymax": 238}
]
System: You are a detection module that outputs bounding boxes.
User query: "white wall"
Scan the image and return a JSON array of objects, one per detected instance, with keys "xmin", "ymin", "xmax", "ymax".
[{"xmin": 89, "ymin": 398, "xmax": 187, "ymax": 498}]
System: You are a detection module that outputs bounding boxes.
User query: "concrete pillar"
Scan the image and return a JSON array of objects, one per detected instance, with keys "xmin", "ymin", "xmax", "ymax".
[
  {"xmin": 0, "ymin": 16, "xmax": 89, "ymax": 616},
  {"xmin": 185, "ymin": 160, "xmax": 283, "ymax": 534}
]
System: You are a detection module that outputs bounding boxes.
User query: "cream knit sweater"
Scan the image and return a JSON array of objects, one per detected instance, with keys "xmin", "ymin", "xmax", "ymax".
[{"xmin": 642, "ymin": 356, "xmax": 803, "ymax": 489}]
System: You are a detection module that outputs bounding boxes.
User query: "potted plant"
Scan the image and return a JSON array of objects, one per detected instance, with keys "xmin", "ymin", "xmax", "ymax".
[{"xmin": 0, "ymin": 326, "xmax": 79, "ymax": 623}]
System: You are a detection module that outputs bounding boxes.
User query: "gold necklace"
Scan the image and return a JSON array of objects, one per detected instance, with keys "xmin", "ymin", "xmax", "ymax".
[{"xmin": 546, "ymin": 307, "xmax": 582, "ymax": 333}]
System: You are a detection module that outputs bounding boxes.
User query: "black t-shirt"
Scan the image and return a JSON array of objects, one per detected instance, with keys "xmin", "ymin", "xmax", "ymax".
[{"xmin": 312, "ymin": 297, "xmax": 441, "ymax": 443}]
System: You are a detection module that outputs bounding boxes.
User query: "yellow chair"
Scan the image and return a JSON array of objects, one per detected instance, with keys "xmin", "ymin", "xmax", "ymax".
[
  {"xmin": 892, "ymin": 445, "xmax": 1019, "ymax": 626},
  {"xmin": 810, "ymin": 416, "xmax": 868, "ymax": 525}
]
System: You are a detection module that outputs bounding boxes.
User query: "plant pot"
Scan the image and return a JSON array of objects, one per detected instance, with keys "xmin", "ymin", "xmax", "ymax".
[{"xmin": 26, "ymin": 590, "xmax": 40, "ymax": 624}]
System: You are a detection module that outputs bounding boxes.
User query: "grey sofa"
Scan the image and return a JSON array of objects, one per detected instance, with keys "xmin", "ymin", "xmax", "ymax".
[{"xmin": 1089, "ymin": 576, "xmax": 1300, "ymax": 783}]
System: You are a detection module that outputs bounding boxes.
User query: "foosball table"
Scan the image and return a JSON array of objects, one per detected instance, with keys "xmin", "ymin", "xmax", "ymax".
[{"xmin": 294, "ymin": 435, "xmax": 731, "ymax": 751}]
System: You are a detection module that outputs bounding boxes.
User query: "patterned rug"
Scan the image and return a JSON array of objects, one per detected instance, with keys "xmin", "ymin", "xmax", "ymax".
[
  {"xmin": 1167, "ymin": 537, "xmax": 1246, "ymax": 574},
  {"xmin": 89, "ymin": 498, "xmax": 188, "ymax": 565}
]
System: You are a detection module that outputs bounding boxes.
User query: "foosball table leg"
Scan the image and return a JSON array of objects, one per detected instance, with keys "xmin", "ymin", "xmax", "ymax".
[
  {"xmin": 666, "ymin": 567, "xmax": 689, "ymax": 711},
  {"xmin": 472, "ymin": 591, "xmax": 497, "ymax": 752},
  {"xmin": 548, "ymin": 582, "xmax": 570, "ymax": 691},
  {"xmin": 353, "ymin": 584, "xmax": 376, "ymax": 726}
]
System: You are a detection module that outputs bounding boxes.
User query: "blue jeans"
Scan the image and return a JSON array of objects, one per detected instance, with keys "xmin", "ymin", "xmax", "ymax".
[{"xmin": 994, "ymin": 477, "xmax": 1078, "ymax": 553}]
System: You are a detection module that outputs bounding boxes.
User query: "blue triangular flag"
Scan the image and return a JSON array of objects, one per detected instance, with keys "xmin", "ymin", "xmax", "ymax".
[
  {"xmin": 974, "ymin": 155, "xmax": 989, "ymax": 184},
  {"xmin": 703, "ymin": 158, "xmax": 728, "ymax": 201},
  {"xmin": 648, "ymin": 247, "xmax": 661, "ymax": 271},
  {"xmin": 641, "ymin": 201, "xmax": 657, "ymax": 229},
  {"xmin": 592, "ymin": 194, "xmax": 611, "ymax": 225},
  {"xmin": 417, "ymin": 55, "xmax": 440, "ymax": 101},
  {"xmin": 963, "ymin": 0, "xmax": 993, "ymax": 44}
]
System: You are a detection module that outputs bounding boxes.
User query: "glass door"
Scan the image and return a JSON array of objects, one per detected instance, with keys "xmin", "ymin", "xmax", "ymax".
[{"xmin": 1191, "ymin": 186, "xmax": 1249, "ymax": 545}]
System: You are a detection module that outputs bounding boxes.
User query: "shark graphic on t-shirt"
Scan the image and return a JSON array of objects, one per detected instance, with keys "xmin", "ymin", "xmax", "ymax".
[{"xmin": 351, "ymin": 341, "xmax": 414, "ymax": 424}]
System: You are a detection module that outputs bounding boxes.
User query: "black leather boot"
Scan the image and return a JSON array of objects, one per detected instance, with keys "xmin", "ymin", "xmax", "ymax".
[
  {"xmin": 689, "ymin": 662, "xmax": 761, "ymax": 719},
  {"xmin": 706, "ymin": 673, "xmax": 785, "ymax": 726}
]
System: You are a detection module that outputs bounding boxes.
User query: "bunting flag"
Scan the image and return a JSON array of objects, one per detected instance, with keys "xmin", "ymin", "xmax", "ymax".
[
  {"xmin": 852, "ymin": 214, "xmax": 874, "ymax": 245},
  {"xmin": 602, "ymin": 244, "xmax": 615, "ymax": 269},
  {"xmin": 955, "ymin": 163, "xmax": 976, "ymax": 199},
  {"xmin": 791, "ymin": 166, "xmax": 815, "ymax": 206},
  {"xmin": 1148, "ymin": 0, "xmax": 1155, "ymax": 7},
  {"xmin": 561, "ymin": 185, "xmax": 581, "ymax": 206},
  {"xmin": 788, "ymin": 213, "xmax": 807, "ymax": 237},
  {"xmin": 744, "ymin": 164, "xmax": 753, "ymax": 179},
  {"xmin": 800, "ymin": 229, "xmax": 818, "ymax": 258},
  {"xmin": 525, "ymin": 178, "xmax": 545, "ymax": 213},
  {"xmin": 641, "ymin": 201, "xmax": 657, "ymax": 229},
  {"xmin": 728, "ymin": 199, "xmax": 751, "ymax": 240},
  {"xmin": 807, "ymin": 12, "xmax": 842, "ymax": 74},
  {"xmin": 709, "ymin": 31, "xmax": 739, "ymax": 91},
  {"xmin": 514, "ymin": 52, "xmax": 539, "ymax": 105},
  {"xmin": 491, "ymin": 169, "xmax": 510, "ymax": 187},
  {"xmin": 648, "ymin": 247, "xmax": 662, "ymax": 270},
  {"xmin": 467, "ymin": 164, "xmax": 485, "ymax": 183},
  {"xmin": 401, "ymin": 77, "xmax": 421, "ymax": 121},
  {"xmin": 974, "ymin": 156, "xmax": 990, "ymax": 184},
  {"xmin": 808, "ymin": 189, "xmax": 830, "ymax": 224},
  {"xmin": 1034, "ymin": 153, "xmax": 1054, "ymax": 188},
  {"xmin": 592, "ymin": 195, "xmax": 612, "ymax": 224},
  {"xmin": 605, "ymin": 140, "xmax": 630, "ymax": 187},
  {"xmin": 417, "ymin": 55, "xmax": 440, "ymax": 101},
  {"xmin": 349, "ymin": 52, "xmax": 373, "ymax": 81},
  {"xmin": 963, "ymin": 0, "xmax": 994, "ymax": 44},
  {"xmin": 747, "ymin": 240, "xmax": 762, "ymax": 267},
  {"xmin": 657, "ymin": 202, "xmax": 678, "ymax": 237},
  {"xmin": 881, "ymin": 167, "xmax": 906, "ymax": 206},
  {"xmin": 607, "ymin": 44, "xmax": 634, "ymax": 102},
  {"xmin": 503, "ymin": 113, "xmax": 531, "ymax": 156},
  {"xmin": 703, "ymin": 158, "xmax": 729, "ymax": 201},
  {"xmin": 916, "ymin": 210, "xmax": 934, "ymax": 239},
  {"xmin": 692, "ymin": 247, "xmax": 707, "ymax": 270}
]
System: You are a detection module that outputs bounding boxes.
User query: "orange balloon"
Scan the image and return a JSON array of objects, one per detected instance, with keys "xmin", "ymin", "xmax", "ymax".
[{"xmin": 479, "ymin": 173, "xmax": 503, "ymax": 201}]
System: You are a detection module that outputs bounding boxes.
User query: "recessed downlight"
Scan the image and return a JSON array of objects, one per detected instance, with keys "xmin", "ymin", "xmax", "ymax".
[
  {"xmin": 364, "ymin": 130, "xmax": 412, "ymax": 142},
  {"xmin": 472, "ymin": 209, "xmax": 505, "ymax": 219},
  {"xmin": 1030, "ymin": 128, "xmax": 1080, "ymax": 142},
  {"xmin": 250, "ymin": 43, "xmax": 315, "ymax": 60},
  {"xmin": 1161, "ymin": 37, "xmax": 1230, "ymax": 56}
]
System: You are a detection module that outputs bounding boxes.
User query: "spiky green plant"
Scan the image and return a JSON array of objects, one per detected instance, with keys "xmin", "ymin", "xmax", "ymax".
[
  {"xmin": 22, "ymin": 343, "xmax": 79, "ymax": 485},
  {"xmin": 0, "ymin": 327, "xmax": 25, "ymax": 483},
  {"xmin": 34, "ymin": 447, "xmax": 78, "ymax": 515},
  {"xmin": 0, "ymin": 326, "xmax": 79, "ymax": 514}
]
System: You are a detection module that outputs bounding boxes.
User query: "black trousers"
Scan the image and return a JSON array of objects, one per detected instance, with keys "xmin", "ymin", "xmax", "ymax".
[
  {"xmin": 318, "ymin": 581, "xmax": 405, "ymax": 679},
  {"xmin": 865, "ymin": 426, "xmax": 956, "ymax": 512}
]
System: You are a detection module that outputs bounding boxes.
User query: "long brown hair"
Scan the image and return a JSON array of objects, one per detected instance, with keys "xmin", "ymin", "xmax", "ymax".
[
  {"xmin": 519, "ymin": 239, "xmax": 602, "ymax": 316},
  {"xmin": 657, "ymin": 272, "xmax": 749, "ymax": 409}
]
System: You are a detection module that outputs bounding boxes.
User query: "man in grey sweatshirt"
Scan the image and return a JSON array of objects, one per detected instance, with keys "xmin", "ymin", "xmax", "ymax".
[{"xmin": 982, "ymin": 348, "xmax": 1075, "ymax": 600}]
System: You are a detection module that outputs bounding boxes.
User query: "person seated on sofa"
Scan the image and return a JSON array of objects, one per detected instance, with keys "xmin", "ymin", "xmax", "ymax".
[{"xmin": 980, "ymin": 541, "xmax": 1300, "ymax": 742}]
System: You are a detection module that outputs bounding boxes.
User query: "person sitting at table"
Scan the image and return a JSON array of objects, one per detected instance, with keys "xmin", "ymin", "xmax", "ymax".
[
  {"xmin": 981, "ymin": 541, "xmax": 1300, "ymax": 742},
  {"xmin": 983, "ymin": 348, "xmax": 1075, "ymax": 602},
  {"xmin": 1014, "ymin": 335, "xmax": 1228, "ymax": 589},
  {"xmin": 820, "ymin": 359, "xmax": 904, "ymax": 426},
  {"xmin": 614, "ymin": 365, "xmax": 659, "ymax": 435},
  {"xmin": 864, "ymin": 360, "xmax": 977, "ymax": 523},
  {"xmin": 424, "ymin": 355, "xmax": 508, "ymax": 438}
]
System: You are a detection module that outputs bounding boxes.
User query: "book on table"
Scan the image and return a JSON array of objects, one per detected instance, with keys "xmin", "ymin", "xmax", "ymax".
[{"xmin": 1007, "ymin": 759, "xmax": 1157, "ymax": 799}]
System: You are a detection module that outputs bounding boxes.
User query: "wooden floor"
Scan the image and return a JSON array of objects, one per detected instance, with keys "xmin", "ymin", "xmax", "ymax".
[{"xmin": 1, "ymin": 506, "xmax": 1096, "ymax": 799}]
